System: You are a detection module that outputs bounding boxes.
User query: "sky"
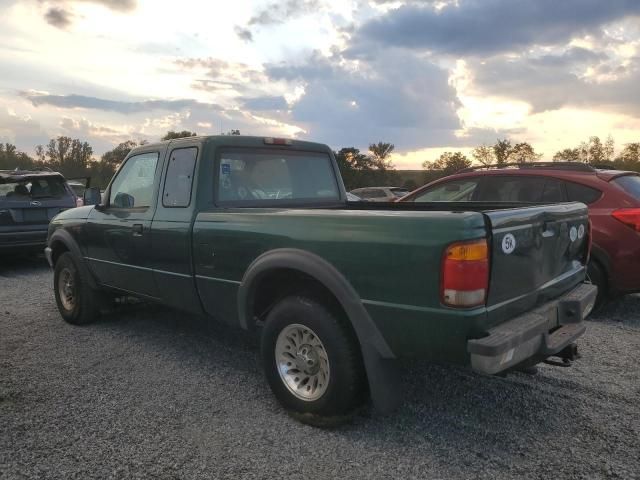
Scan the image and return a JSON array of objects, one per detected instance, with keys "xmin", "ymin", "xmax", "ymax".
[{"xmin": 0, "ymin": 0, "xmax": 639, "ymax": 169}]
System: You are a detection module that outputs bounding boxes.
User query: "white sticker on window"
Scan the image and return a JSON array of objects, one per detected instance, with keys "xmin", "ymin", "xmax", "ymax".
[
  {"xmin": 502, "ymin": 233, "xmax": 516, "ymax": 254},
  {"xmin": 570, "ymin": 226, "xmax": 578, "ymax": 242},
  {"xmin": 578, "ymin": 224, "xmax": 585, "ymax": 239}
]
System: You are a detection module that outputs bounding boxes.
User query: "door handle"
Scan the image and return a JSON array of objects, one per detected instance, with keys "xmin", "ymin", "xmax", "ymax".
[{"xmin": 132, "ymin": 224, "xmax": 143, "ymax": 236}]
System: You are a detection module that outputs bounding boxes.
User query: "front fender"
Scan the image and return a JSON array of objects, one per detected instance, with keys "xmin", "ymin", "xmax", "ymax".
[{"xmin": 48, "ymin": 228, "xmax": 98, "ymax": 289}]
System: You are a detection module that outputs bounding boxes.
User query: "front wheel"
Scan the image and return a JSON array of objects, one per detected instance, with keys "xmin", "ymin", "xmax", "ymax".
[
  {"xmin": 54, "ymin": 252, "xmax": 103, "ymax": 325},
  {"xmin": 260, "ymin": 296, "xmax": 366, "ymax": 420}
]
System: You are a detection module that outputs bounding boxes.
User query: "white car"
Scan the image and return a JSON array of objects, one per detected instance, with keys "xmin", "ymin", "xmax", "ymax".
[{"xmin": 350, "ymin": 186, "xmax": 410, "ymax": 202}]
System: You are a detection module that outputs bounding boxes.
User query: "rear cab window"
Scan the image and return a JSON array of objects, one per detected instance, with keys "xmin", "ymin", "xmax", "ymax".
[
  {"xmin": 217, "ymin": 149, "xmax": 339, "ymax": 205},
  {"xmin": 612, "ymin": 175, "xmax": 640, "ymax": 200}
]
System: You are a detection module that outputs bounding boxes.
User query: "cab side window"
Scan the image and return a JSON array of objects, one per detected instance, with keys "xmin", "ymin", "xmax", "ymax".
[
  {"xmin": 163, "ymin": 147, "xmax": 197, "ymax": 207},
  {"xmin": 109, "ymin": 152, "xmax": 159, "ymax": 208}
]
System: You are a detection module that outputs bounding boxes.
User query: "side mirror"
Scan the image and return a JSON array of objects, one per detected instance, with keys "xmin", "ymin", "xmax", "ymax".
[
  {"xmin": 83, "ymin": 187, "xmax": 101, "ymax": 206},
  {"xmin": 113, "ymin": 192, "xmax": 134, "ymax": 208}
]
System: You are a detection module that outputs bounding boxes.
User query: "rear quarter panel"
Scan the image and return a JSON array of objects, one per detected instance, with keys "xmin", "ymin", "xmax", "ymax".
[{"xmin": 193, "ymin": 208, "xmax": 490, "ymax": 361}]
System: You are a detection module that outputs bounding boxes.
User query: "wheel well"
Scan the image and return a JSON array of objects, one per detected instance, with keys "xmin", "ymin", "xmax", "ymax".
[
  {"xmin": 251, "ymin": 268, "xmax": 361, "ymax": 340},
  {"xmin": 250, "ymin": 267, "xmax": 368, "ymax": 389},
  {"xmin": 252, "ymin": 269, "xmax": 339, "ymax": 319},
  {"xmin": 50, "ymin": 241, "xmax": 69, "ymax": 266}
]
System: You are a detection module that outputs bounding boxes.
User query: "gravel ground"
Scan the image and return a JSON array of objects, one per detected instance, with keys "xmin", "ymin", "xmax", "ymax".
[{"xmin": 1, "ymin": 255, "xmax": 639, "ymax": 480}]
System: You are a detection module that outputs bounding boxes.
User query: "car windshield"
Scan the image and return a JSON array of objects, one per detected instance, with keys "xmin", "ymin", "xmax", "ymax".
[
  {"xmin": 0, "ymin": 176, "xmax": 68, "ymax": 202},
  {"xmin": 613, "ymin": 175, "xmax": 640, "ymax": 200}
]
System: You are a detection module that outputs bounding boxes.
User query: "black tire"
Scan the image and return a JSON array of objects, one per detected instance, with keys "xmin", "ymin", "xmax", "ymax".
[
  {"xmin": 261, "ymin": 296, "xmax": 366, "ymax": 420},
  {"xmin": 587, "ymin": 259, "xmax": 608, "ymax": 308},
  {"xmin": 53, "ymin": 252, "xmax": 102, "ymax": 325}
]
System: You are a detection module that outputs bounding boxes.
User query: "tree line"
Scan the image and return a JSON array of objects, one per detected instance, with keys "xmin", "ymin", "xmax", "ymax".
[
  {"xmin": 1, "ymin": 131, "xmax": 639, "ymax": 191},
  {"xmin": 423, "ymin": 136, "xmax": 640, "ymax": 179},
  {"xmin": 0, "ymin": 131, "xmax": 197, "ymax": 188}
]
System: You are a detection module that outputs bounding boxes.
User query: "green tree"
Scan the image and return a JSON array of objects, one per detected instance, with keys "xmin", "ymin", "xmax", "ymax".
[
  {"xmin": 46, "ymin": 136, "xmax": 72, "ymax": 170},
  {"xmin": 35, "ymin": 145, "xmax": 46, "ymax": 163},
  {"xmin": 0, "ymin": 143, "xmax": 38, "ymax": 170},
  {"xmin": 402, "ymin": 179, "xmax": 419, "ymax": 191},
  {"xmin": 577, "ymin": 136, "xmax": 615, "ymax": 165},
  {"xmin": 472, "ymin": 144, "xmax": 495, "ymax": 167},
  {"xmin": 553, "ymin": 148, "xmax": 581, "ymax": 162},
  {"xmin": 368, "ymin": 142, "xmax": 395, "ymax": 170},
  {"xmin": 161, "ymin": 130, "xmax": 197, "ymax": 140},
  {"xmin": 423, "ymin": 152, "xmax": 471, "ymax": 176},
  {"xmin": 101, "ymin": 140, "xmax": 138, "ymax": 169},
  {"xmin": 510, "ymin": 142, "xmax": 542, "ymax": 163},
  {"xmin": 614, "ymin": 143, "xmax": 640, "ymax": 171},
  {"xmin": 493, "ymin": 139, "xmax": 512, "ymax": 166},
  {"xmin": 335, "ymin": 147, "xmax": 375, "ymax": 190}
]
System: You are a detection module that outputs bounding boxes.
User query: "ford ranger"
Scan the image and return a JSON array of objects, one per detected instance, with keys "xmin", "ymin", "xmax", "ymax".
[{"xmin": 45, "ymin": 135, "xmax": 597, "ymax": 419}]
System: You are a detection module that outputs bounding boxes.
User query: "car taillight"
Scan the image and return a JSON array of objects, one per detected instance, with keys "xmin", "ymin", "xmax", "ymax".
[
  {"xmin": 611, "ymin": 208, "xmax": 640, "ymax": 232},
  {"xmin": 441, "ymin": 239, "xmax": 489, "ymax": 308}
]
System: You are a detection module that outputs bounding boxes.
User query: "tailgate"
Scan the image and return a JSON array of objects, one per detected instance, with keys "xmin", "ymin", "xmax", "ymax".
[{"xmin": 484, "ymin": 202, "xmax": 589, "ymax": 325}]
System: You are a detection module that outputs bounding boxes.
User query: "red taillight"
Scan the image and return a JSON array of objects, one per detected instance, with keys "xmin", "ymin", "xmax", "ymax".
[
  {"xmin": 264, "ymin": 137, "xmax": 292, "ymax": 145},
  {"xmin": 441, "ymin": 239, "xmax": 489, "ymax": 308},
  {"xmin": 611, "ymin": 208, "xmax": 640, "ymax": 232}
]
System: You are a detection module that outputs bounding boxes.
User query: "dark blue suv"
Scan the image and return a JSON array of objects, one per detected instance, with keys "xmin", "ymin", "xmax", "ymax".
[{"xmin": 0, "ymin": 170, "xmax": 78, "ymax": 254}]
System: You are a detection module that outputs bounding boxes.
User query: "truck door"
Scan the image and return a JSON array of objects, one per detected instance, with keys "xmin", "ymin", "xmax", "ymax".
[
  {"xmin": 86, "ymin": 149, "xmax": 164, "ymax": 298},
  {"xmin": 149, "ymin": 144, "xmax": 203, "ymax": 313}
]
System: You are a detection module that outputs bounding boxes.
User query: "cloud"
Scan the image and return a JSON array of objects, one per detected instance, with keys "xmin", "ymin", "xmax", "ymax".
[
  {"xmin": 22, "ymin": 92, "xmax": 223, "ymax": 114},
  {"xmin": 234, "ymin": 26, "xmax": 253, "ymax": 42},
  {"xmin": 266, "ymin": 50, "xmax": 462, "ymax": 150},
  {"xmin": 40, "ymin": 0, "xmax": 137, "ymax": 29},
  {"xmin": 241, "ymin": 96, "xmax": 288, "ymax": 111},
  {"xmin": 235, "ymin": 0, "xmax": 322, "ymax": 40},
  {"xmin": 44, "ymin": 7, "xmax": 73, "ymax": 28},
  {"xmin": 0, "ymin": 109, "xmax": 50, "ymax": 150},
  {"xmin": 248, "ymin": 0, "xmax": 321, "ymax": 26},
  {"xmin": 467, "ymin": 50, "xmax": 640, "ymax": 116},
  {"xmin": 44, "ymin": 0, "xmax": 137, "ymax": 11},
  {"xmin": 352, "ymin": 0, "xmax": 640, "ymax": 56}
]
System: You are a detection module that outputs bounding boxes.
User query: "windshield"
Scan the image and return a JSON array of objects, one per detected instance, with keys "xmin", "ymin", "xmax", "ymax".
[
  {"xmin": 0, "ymin": 176, "xmax": 69, "ymax": 202},
  {"xmin": 613, "ymin": 175, "xmax": 640, "ymax": 201}
]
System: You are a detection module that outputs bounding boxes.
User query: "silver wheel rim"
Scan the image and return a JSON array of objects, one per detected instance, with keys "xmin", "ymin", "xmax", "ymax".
[
  {"xmin": 275, "ymin": 324, "xmax": 330, "ymax": 401},
  {"xmin": 58, "ymin": 267, "xmax": 76, "ymax": 311}
]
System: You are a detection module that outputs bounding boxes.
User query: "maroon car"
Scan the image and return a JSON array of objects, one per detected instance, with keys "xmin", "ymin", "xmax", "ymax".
[{"xmin": 400, "ymin": 162, "xmax": 640, "ymax": 304}]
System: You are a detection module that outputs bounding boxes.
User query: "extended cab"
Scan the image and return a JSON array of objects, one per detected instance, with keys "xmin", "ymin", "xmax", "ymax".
[{"xmin": 46, "ymin": 136, "xmax": 597, "ymax": 419}]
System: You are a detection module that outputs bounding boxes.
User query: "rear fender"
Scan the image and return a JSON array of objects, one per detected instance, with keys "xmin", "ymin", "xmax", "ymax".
[{"xmin": 239, "ymin": 248, "xmax": 402, "ymax": 413}]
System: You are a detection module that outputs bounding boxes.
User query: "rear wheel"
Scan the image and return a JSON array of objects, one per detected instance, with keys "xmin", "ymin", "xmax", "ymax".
[
  {"xmin": 54, "ymin": 252, "xmax": 104, "ymax": 325},
  {"xmin": 261, "ymin": 296, "xmax": 366, "ymax": 421}
]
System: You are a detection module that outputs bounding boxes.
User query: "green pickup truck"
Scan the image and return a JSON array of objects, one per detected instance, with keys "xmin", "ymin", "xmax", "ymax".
[{"xmin": 46, "ymin": 135, "xmax": 597, "ymax": 419}]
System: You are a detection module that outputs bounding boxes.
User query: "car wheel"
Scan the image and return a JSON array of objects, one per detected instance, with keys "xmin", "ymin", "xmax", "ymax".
[
  {"xmin": 261, "ymin": 296, "xmax": 366, "ymax": 421},
  {"xmin": 54, "ymin": 252, "xmax": 102, "ymax": 325},
  {"xmin": 587, "ymin": 259, "xmax": 608, "ymax": 308}
]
